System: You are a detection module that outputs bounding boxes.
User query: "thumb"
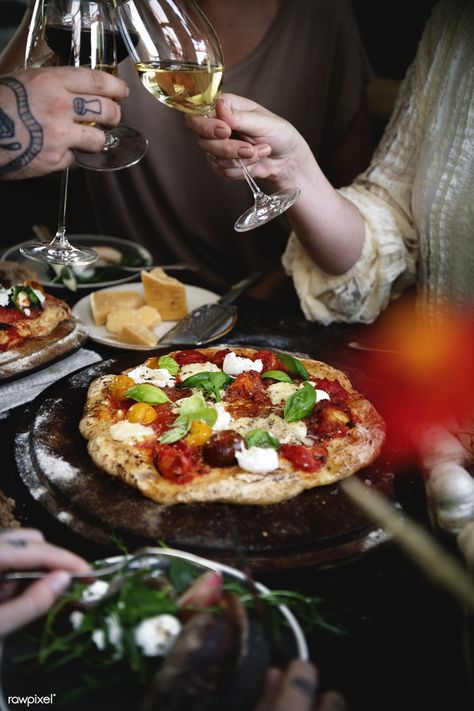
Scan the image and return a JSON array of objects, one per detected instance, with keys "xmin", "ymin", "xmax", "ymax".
[{"xmin": 0, "ymin": 571, "xmax": 70, "ymax": 637}]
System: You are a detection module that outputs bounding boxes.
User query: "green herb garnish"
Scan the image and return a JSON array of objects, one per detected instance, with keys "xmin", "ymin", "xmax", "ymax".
[
  {"xmin": 159, "ymin": 393, "xmax": 217, "ymax": 443},
  {"xmin": 125, "ymin": 384, "xmax": 170, "ymax": 405},
  {"xmin": 261, "ymin": 370, "xmax": 293, "ymax": 383},
  {"xmin": 158, "ymin": 355, "xmax": 179, "ymax": 376},
  {"xmin": 245, "ymin": 429, "xmax": 280, "ymax": 449},
  {"xmin": 276, "ymin": 352, "xmax": 309, "ymax": 380},
  {"xmin": 284, "ymin": 382, "xmax": 316, "ymax": 422},
  {"xmin": 178, "ymin": 371, "xmax": 233, "ymax": 402}
]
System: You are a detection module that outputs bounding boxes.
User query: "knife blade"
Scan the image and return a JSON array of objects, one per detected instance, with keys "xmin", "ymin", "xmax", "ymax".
[{"xmin": 158, "ymin": 272, "xmax": 260, "ymax": 346}]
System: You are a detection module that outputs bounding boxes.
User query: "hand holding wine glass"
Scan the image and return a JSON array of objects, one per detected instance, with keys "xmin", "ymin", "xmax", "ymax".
[
  {"xmin": 113, "ymin": 0, "xmax": 300, "ymax": 232},
  {"xmin": 20, "ymin": 0, "xmax": 147, "ymax": 267}
]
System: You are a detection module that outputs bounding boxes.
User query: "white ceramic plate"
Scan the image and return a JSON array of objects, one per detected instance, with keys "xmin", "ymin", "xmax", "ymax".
[
  {"xmin": 1, "ymin": 235, "xmax": 152, "ymax": 290},
  {"xmin": 72, "ymin": 282, "xmax": 237, "ymax": 350}
]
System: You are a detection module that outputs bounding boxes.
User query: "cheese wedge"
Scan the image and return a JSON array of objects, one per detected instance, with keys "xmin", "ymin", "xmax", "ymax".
[
  {"xmin": 141, "ymin": 268, "xmax": 188, "ymax": 320},
  {"xmin": 106, "ymin": 305, "xmax": 162, "ymax": 334},
  {"xmin": 118, "ymin": 324, "xmax": 158, "ymax": 347},
  {"xmin": 90, "ymin": 290, "xmax": 144, "ymax": 326}
]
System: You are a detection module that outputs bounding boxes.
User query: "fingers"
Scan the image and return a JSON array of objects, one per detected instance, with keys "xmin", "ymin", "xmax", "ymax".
[
  {"xmin": 257, "ymin": 660, "xmax": 318, "ymax": 711},
  {"xmin": 0, "ymin": 539, "xmax": 89, "ymax": 574},
  {"xmin": 57, "ymin": 65, "xmax": 129, "ymax": 101},
  {"xmin": 0, "ymin": 529, "xmax": 45, "ymax": 544},
  {"xmin": 0, "ymin": 572, "xmax": 71, "ymax": 637}
]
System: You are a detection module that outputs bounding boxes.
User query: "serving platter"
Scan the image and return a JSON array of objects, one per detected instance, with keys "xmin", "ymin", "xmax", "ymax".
[
  {"xmin": 0, "ymin": 548, "xmax": 307, "ymax": 711},
  {"xmin": 2, "ymin": 235, "xmax": 152, "ymax": 291},
  {"xmin": 0, "ymin": 317, "xmax": 88, "ymax": 383},
  {"xmin": 15, "ymin": 349, "xmax": 397, "ymax": 570},
  {"xmin": 72, "ymin": 283, "xmax": 238, "ymax": 350}
]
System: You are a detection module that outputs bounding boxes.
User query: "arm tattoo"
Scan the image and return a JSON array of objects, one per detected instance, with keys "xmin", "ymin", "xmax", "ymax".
[{"xmin": 0, "ymin": 76, "xmax": 43, "ymax": 177}]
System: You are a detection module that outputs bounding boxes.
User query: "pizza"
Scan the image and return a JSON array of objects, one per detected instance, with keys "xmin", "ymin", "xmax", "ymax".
[
  {"xmin": 79, "ymin": 346, "xmax": 386, "ymax": 505},
  {"xmin": 0, "ymin": 278, "xmax": 72, "ymax": 352}
]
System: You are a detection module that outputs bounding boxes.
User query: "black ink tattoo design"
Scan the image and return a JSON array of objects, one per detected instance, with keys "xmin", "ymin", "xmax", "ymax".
[
  {"xmin": 0, "ymin": 77, "xmax": 43, "ymax": 176},
  {"xmin": 73, "ymin": 97, "xmax": 102, "ymax": 116},
  {"xmin": 0, "ymin": 109, "xmax": 21, "ymax": 151}
]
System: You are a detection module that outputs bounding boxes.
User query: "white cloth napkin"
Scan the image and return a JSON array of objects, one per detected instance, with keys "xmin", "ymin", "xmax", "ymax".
[{"xmin": 0, "ymin": 348, "xmax": 102, "ymax": 417}]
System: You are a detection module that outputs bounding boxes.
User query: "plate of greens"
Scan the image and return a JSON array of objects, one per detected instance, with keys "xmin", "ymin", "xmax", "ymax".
[
  {"xmin": 0, "ymin": 548, "xmax": 315, "ymax": 711},
  {"xmin": 2, "ymin": 235, "xmax": 153, "ymax": 291}
]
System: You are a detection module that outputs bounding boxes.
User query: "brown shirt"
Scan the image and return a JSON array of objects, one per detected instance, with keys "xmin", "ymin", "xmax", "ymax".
[{"xmin": 88, "ymin": 0, "xmax": 372, "ymax": 290}]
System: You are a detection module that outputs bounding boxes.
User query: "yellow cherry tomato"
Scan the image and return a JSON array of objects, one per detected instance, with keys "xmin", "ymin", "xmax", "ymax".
[
  {"xmin": 109, "ymin": 375, "xmax": 135, "ymax": 400},
  {"xmin": 127, "ymin": 402, "xmax": 157, "ymax": 425},
  {"xmin": 184, "ymin": 420, "xmax": 212, "ymax": 447},
  {"xmin": 144, "ymin": 357, "xmax": 160, "ymax": 369}
]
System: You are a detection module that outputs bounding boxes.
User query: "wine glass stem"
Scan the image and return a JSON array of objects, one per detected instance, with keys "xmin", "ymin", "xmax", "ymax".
[
  {"xmin": 56, "ymin": 167, "xmax": 70, "ymax": 244},
  {"xmin": 236, "ymin": 158, "xmax": 269, "ymax": 205}
]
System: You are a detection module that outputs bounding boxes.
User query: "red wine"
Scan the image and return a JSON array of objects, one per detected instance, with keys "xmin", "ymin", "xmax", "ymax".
[{"xmin": 45, "ymin": 26, "xmax": 135, "ymax": 65}]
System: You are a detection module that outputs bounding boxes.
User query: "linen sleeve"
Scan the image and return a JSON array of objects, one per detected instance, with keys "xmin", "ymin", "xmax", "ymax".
[{"xmin": 282, "ymin": 7, "xmax": 440, "ymax": 324}]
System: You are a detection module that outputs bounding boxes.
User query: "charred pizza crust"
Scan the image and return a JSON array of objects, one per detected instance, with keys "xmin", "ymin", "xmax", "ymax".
[{"xmin": 80, "ymin": 347, "xmax": 386, "ymax": 505}]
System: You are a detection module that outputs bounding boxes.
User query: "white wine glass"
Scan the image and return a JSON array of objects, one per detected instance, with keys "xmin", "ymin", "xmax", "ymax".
[
  {"xmin": 20, "ymin": 0, "xmax": 148, "ymax": 267},
  {"xmin": 113, "ymin": 0, "xmax": 300, "ymax": 232}
]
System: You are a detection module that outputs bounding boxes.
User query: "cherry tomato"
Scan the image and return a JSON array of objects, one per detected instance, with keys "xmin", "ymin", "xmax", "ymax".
[
  {"xmin": 109, "ymin": 375, "xmax": 135, "ymax": 401},
  {"xmin": 127, "ymin": 402, "xmax": 157, "ymax": 424}
]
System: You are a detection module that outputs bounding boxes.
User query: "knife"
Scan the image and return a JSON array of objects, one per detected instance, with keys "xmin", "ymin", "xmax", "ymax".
[{"xmin": 159, "ymin": 272, "xmax": 260, "ymax": 346}]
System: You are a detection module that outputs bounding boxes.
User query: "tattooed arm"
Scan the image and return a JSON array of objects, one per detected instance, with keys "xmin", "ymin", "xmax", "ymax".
[{"xmin": 0, "ymin": 66, "xmax": 129, "ymax": 179}]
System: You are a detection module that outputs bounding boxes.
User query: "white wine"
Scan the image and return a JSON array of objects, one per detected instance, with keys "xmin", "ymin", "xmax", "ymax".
[{"xmin": 136, "ymin": 61, "xmax": 223, "ymax": 115}]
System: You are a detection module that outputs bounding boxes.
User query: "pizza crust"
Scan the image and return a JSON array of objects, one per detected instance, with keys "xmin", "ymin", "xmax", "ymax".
[{"xmin": 80, "ymin": 347, "xmax": 386, "ymax": 505}]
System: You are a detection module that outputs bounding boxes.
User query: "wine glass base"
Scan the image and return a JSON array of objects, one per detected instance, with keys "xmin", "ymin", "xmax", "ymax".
[
  {"xmin": 234, "ymin": 188, "xmax": 301, "ymax": 232},
  {"xmin": 20, "ymin": 242, "xmax": 99, "ymax": 266},
  {"xmin": 74, "ymin": 126, "xmax": 148, "ymax": 172}
]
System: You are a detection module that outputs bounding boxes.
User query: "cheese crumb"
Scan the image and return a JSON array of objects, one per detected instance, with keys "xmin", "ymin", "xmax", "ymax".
[{"xmin": 222, "ymin": 352, "xmax": 263, "ymax": 376}]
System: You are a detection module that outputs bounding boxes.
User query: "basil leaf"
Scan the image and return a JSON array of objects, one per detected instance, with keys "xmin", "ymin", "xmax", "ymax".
[
  {"xmin": 245, "ymin": 429, "xmax": 280, "ymax": 449},
  {"xmin": 159, "ymin": 395, "xmax": 218, "ymax": 444},
  {"xmin": 159, "ymin": 421, "xmax": 189, "ymax": 444},
  {"xmin": 125, "ymin": 384, "xmax": 170, "ymax": 405},
  {"xmin": 159, "ymin": 355, "xmax": 179, "ymax": 376},
  {"xmin": 178, "ymin": 393, "xmax": 218, "ymax": 427},
  {"xmin": 261, "ymin": 370, "xmax": 293, "ymax": 383},
  {"xmin": 10, "ymin": 285, "xmax": 42, "ymax": 311},
  {"xmin": 179, "ymin": 371, "xmax": 233, "ymax": 402},
  {"xmin": 284, "ymin": 382, "xmax": 316, "ymax": 422},
  {"xmin": 277, "ymin": 352, "xmax": 309, "ymax": 380}
]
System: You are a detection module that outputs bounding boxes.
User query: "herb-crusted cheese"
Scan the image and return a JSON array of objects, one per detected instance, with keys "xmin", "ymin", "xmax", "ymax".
[{"xmin": 232, "ymin": 413, "xmax": 309, "ymax": 444}]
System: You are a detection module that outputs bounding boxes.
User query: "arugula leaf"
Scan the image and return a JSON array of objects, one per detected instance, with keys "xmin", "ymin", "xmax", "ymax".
[
  {"xmin": 284, "ymin": 382, "xmax": 316, "ymax": 422},
  {"xmin": 125, "ymin": 384, "xmax": 170, "ymax": 405},
  {"xmin": 158, "ymin": 355, "xmax": 179, "ymax": 376},
  {"xmin": 277, "ymin": 352, "xmax": 309, "ymax": 380},
  {"xmin": 178, "ymin": 371, "xmax": 233, "ymax": 401},
  {"xmin": 261, "ymin": 370, "xmax": 293, "ymax": 383},
  {"xmin": 245, "ymin": 429, "xmax": 280, "ymax": 449}
]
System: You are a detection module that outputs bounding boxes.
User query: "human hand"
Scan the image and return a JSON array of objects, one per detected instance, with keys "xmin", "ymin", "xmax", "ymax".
[
  {"xmin": 184, "ymin": 93, "xmax": 305, "ymax": 184},
  {"xmin": 255, "ymin": 660, "xmax": 346, "ymax": 711},
  {"xmin": 0, "ymin": 66, "xmax": 129, "ymax": 179},
  {"xmin": 0, "ymin": 528, "xmax": 90, "ymax": 637}
]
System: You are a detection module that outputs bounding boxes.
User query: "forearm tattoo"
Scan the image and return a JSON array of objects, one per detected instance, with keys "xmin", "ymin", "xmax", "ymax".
[{"xmin": 0, "ymin": 76, "xmax": 43, "ymax": 177}]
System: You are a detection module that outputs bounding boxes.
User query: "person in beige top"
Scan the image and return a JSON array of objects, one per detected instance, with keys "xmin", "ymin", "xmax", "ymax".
[{"xmin": 186, "ymin": 0, "xmax": 473, "ymax": 321}]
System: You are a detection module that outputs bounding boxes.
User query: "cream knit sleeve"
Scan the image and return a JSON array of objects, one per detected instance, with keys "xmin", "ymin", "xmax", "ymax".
[{"xmin": 282, "ymin": 2, "xmax": 449, "ymax": 324}]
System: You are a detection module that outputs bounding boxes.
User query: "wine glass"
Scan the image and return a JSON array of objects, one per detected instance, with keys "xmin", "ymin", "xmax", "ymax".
[
  {"xmin": 19, "ymin": 0, "xmax": 147, "ymax": 267},
  {"xmin": 113, "ymin": 0, "xmax": 300, "ymax": 233}
]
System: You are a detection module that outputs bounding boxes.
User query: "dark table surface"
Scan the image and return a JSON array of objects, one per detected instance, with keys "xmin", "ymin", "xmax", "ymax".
[{"xmin": 2, "ymin": 286, "xmax": 472, "ymax": 711}]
